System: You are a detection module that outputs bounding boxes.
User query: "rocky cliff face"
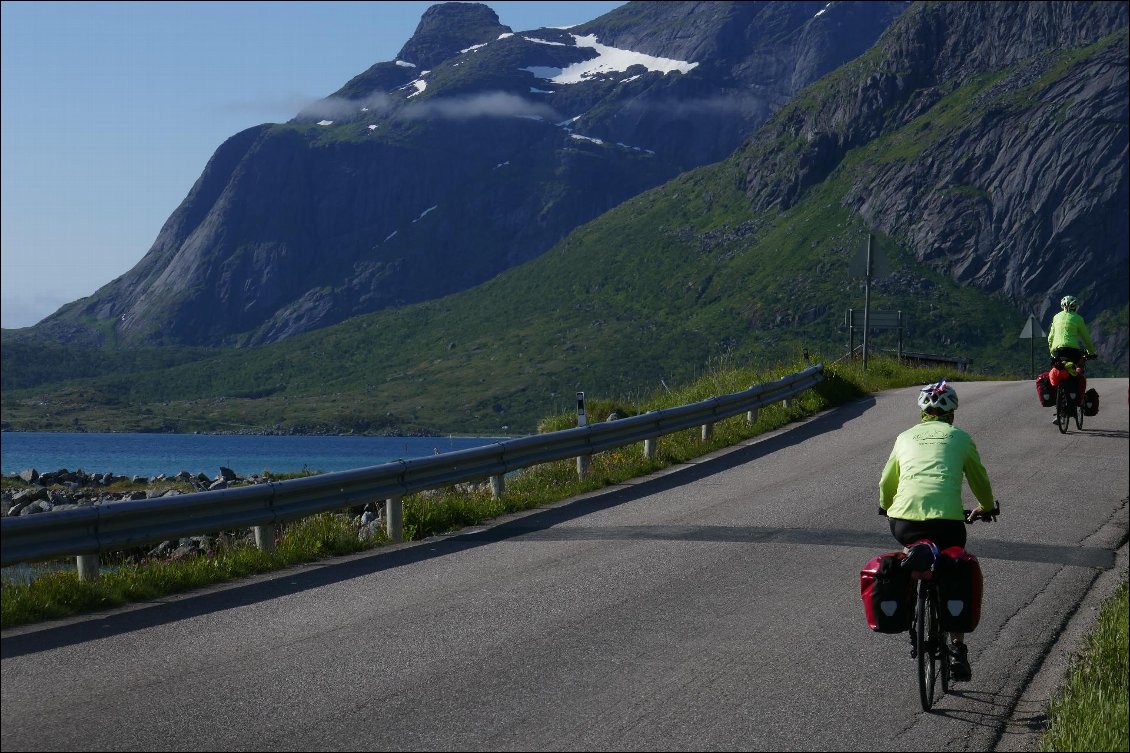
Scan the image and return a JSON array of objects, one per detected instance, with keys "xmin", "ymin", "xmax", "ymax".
[
  {"xmin": 739, "ymin": 1, "xmax": 1128, "ymax": 362},
  {"xmin": 33, "ymin": 0, "xmax": 908, "ymax": 347}
]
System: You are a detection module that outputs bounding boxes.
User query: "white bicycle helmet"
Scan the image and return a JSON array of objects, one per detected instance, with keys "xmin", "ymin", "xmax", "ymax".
[
  {"xmin": 1060, "ymin": 295, "xmax": 1079, "ymax": 312},
  {"xmin": 917, "ymin": 379, "xmax": 958, "ymax": 415}
]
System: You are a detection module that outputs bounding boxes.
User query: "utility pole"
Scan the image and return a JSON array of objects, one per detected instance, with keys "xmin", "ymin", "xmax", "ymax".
[{"xmin": 863, "ymin": 233, "xmax": 872, "ymax": 371}]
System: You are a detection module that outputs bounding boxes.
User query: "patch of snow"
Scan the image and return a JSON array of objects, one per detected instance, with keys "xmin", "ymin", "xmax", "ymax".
[
  {"xmin": 570, "ymin": 133, "xmax": 604, "ymax": 145},
  {"xmin": 523, "ymin": 36, "xmax": 567, "ymax": 46},
  {"xmin": 497, "ymin": 32, "xmax": 514, "ymax": 39},
  {"xmin": 815, "ymin": 3, "xmax": 832, "ymax": 17},
  {"xmin": 360, "ymin": 106, "xmax": 369, "ymax": 112},
  {"xmin": 368, "ymin": 124, "xmax": 378, "ymax": 130},
  {"xmin": 531, "ymin": 34, "xmax": 698, "ymax": 85},
  {"xmin": 394, "ymin": 60, "xmax": 416, "ymax": 68},
  {"xmin": 461, "ymin": 42, "xmax": 488, "ymax": 53},
  {"xmin": 407, "ymin": 80, "xmax": 427, "ymax": 98},
  {"xmin": 530, "ymin": 87, "xmax": 554, "ymax": 94},
  {"xmin": 317, "ymin": 120, "xmax": 333, "ymax": 126},
  {"xmin": 384, "ymin": 231, "xmax": 398, "ymax": 242},
  {"xmin": 621, "ymin": 75, "xmax": 641, "ymax": 84}
]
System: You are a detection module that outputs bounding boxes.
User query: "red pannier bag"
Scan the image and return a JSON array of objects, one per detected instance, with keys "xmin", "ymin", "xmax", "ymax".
[
  {"xmin": 1035, "ymin": 372, "xmax": 1055, "ymax": 407},
  {"xmin": 860, "ymin": 551, "xmax": 915, "ymax": 633},
  {"xmin": 935, "ymin": 546, "xmax": 984, "ymax": 633}
]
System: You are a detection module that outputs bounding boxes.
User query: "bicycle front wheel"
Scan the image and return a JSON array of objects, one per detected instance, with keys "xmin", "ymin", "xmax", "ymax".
[
  {"xmin": 1056, "ymin": 386, "xmax": 1069, "ymax": 434},
  {"xmin": 916, "ymin": 582, "xmax": 937, "ymax": 711}
]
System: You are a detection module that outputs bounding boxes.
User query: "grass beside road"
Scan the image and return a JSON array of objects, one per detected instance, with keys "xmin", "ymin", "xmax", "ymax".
[{"xmin": 1040, "ymin": 578, "xmax": 1130, "ymax": 752}]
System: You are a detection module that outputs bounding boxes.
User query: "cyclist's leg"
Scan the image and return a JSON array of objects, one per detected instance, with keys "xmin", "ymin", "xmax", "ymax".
[{"xmin": 949, "ymin": 631, "xmax": 971, "ymax": 681}]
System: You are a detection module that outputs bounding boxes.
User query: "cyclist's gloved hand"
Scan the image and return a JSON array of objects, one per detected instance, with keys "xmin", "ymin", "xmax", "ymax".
[{"xmin": 969, "ymin": 505, "xmax": 999, "ymax": 522}]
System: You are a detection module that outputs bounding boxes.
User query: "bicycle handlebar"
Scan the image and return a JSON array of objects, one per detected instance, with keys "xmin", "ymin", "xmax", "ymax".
[{"xmin": 877, "ymin": 502, "xmax": 1002, "ymax": 522}]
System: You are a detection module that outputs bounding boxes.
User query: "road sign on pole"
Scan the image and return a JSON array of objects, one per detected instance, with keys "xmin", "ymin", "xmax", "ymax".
[
  {"xmin": 847, "ymin": 309, "xmax": 904, "ymax": 361},
  {"xmin": 1018, "ymin": 315, "xmax": 1047, "ymax": 378}
]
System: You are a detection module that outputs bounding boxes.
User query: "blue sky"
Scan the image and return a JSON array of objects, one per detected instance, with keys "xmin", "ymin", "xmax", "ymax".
[{"xmin": 0, "ymin": 1, "xmax": 624, "ymax": 330}]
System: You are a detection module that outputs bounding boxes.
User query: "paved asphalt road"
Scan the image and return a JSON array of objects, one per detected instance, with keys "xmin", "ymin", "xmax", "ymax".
[{"xmin": 2, "ymin": 379, "xmax": 1127, "ymax": 752}]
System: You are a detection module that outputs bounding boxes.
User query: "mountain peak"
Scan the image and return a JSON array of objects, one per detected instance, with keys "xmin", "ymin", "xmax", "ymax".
[{"xmin": 396, "ymin": 2, "xmax": 511, "ymax": 69}]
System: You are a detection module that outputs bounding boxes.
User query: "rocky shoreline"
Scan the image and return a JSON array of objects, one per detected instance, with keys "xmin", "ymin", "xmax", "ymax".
[
  {"xmin": 2, "ymin": 466, "xmax": 270, "ymax": 518},
  {"xmin": 2, "ymin": 466, "xmax": 386, "ymax": 563}
]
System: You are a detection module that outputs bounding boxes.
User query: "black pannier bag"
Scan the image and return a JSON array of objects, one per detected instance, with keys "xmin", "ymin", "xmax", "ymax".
[{"xmin": 1083, "ymin": 388, "xmax": 1100, "ymax": 416}]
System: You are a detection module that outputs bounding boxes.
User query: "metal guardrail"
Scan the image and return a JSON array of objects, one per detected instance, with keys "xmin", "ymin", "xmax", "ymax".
[
  {"xmin": 886, "ymin": 349, "xmax": 971, "ymax": 372},
  {"xmin": 1, "ymin": 364, "xmax": 824, "ymax": 570}
]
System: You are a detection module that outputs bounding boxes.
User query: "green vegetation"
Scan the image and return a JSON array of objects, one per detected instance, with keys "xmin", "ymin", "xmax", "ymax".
[
  {"xmin": 2, "ymin": 355, "xmax": 967, "ymax": 629},
  {"xmin": 1040, "ymin": 578, "xmax": 1130, "ymax": 752}
]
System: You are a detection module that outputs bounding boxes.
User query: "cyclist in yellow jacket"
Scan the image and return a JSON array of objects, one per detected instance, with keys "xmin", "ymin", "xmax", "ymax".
[
  {"xmin": 1048, "ymin": 295, "xmax": 1095, "ymax": 365},
  {"xmin": 879, "ymin": 379, "xmax": 998, "ymax": 682},
  {"xmin": 1047, "ymin": 295, "xmax": 1096, "ymax": 417}
]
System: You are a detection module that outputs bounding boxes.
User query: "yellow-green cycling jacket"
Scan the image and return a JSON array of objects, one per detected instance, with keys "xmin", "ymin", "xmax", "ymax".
[
  {"xmin": 879, "ymin": 418, "xmax": 995, "ymax": 521},
  {"xmin": 1048, "ymin": 310, "xmax": 1095, "ymax": 355}
]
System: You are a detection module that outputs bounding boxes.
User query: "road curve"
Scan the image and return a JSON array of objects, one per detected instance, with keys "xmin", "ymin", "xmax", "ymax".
[{"xmin": 2, "ymin": 378, "xmax": 1127, "ymax": 751}]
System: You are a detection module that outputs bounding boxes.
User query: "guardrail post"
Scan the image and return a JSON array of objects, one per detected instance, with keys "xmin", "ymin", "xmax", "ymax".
[
  {"xmin": 701, "ymin": 422, "xmax": 713, "ymax": 441},
  {"xmin": 783, "ymin": 398, "xmax": 793, "ymax": 409},
  {"xmin": 490, "ymin": 474, "xmax": 505, "ymax": 499},
  {"xmin": 643, "ymin": 437, "xmax": 657, "ymax": 460},
  {"xmin": 386, "ymin": 497, "xmax": 403, "ymax": 541},
  {"xmin": 576, "ymin": 455, "xmax": 591, "ymax": 480},
  {"xmin": 76, "ymin": 554, "xmax": 99, "ymax": 581},
  {"xmin": 746, "ymin": 408, "xmax": 758, "ymax": 424},
  {"xmin": 254, "ymin": 524, "xmax": 276, "ymax": 553}
]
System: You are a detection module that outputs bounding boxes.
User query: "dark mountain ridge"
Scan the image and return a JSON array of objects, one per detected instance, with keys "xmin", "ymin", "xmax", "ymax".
[
  {"xmin": 20, "ymin": 0, "xmax": 909, "ymax": 348},
  {"xmin": 740, "ymin": 1, "xmax": 1128, "ymax": 330}
]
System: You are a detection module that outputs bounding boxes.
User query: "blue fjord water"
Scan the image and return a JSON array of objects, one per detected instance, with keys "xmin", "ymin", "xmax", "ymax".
[{"xmin": 0, "ymin": 432, "xmax": 506, "ymax": 479}]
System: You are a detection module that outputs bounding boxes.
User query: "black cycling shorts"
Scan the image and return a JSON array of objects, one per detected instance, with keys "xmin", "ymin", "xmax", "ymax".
[
  {"xmin": 889, "ymin": 518, "xmax": 967, "ymax": 550},
  {"xmin": 1052, "ymin": 347, "xmax": 1085, "ymax": 365}
]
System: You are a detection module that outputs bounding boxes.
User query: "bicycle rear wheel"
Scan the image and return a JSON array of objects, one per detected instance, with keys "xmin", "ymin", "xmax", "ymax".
[
  {"xmin": 916, "ymin": 581, "xmax": 938, "ymax": 711},
  {"xmin": 1075, "ymin": 399, "xmax": 1084, "ymax": 430},
  {"xmin": 1056, "ymin": 386, "xmax": 1069, "ymax": 434}
]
